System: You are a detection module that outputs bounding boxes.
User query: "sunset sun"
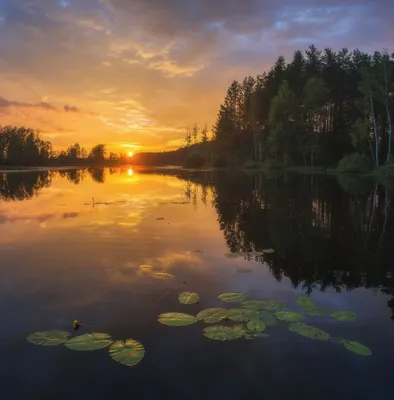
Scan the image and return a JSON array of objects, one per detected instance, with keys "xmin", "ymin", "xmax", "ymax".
[{"xmin": 128, "ymin": 151, "xmax": 133, "ymax": 157}]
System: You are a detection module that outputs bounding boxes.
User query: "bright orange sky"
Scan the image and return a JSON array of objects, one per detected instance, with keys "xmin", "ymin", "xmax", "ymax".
[{"xmin": 0, "ymin": 0, "xmax": 392, "ymax": 154}]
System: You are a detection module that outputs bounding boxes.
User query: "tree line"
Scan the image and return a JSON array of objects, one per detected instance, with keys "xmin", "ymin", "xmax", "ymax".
[
  {"xmin": 0, "ymin": 125, "xmax": 130, "ymax": 166},
  {"xmin": 212, "ymin": 45, "xmax": 394, "ymax": 171},
  {"xmin": 135, "ymin": 45, "xmax": 394, "ymax": 172}
]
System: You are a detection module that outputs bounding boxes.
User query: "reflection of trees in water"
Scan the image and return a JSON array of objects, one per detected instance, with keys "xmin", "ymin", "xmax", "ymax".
[
  {"xmin": 58, "ymin": 169, "xmax": 87, "ymax": 185},
  {"xmin": 88, "ymin": 167, "xmax": 106, "ymax": 183},
  {"xmin": 0, "ymin": 171, "xmax": 52, "ymax": 201},
  {"xmin": 158, "ymin": 170, "xmax": 394, "ymax": 320},
  {"xmin": 57, "ymin": 167, "xmax": 107, "ymax": 184},
  {"xmin": 0, "ymin": 167, "xmax": 108, "ymax": 202}
]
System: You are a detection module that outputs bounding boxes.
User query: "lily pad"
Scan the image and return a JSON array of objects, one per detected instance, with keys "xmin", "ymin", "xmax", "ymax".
[
  {"xmin": 289, "ymin": 323, "xmax": 330, "ymax": 341},
  {"xmin": 243, "ymin": 332, "xmax": 269, "ymax": 340},
  {"xmin": 242, "ymin": 300, "xmax": 285, "ymax": 311},
  {"xmin": 260, "ymin": 311, "xmax": 278, "ymax": 327},
  {"xmin": 246, "ymin": 319, "xmax": 266, "ymax": 332},
  {"xmin": 196, "ymin": 308, "xmax": 228, "ymax": 323},
  {"xmin": 303, "ymin": 307, "xmax": 329, "ymax": 316},
  {"xmin": 248, "ymin": 251, "xmax": 264, "ymax": 257},
  {"xmin": 26, "ymin": 330, "xmax": 70, "ymax": 346},
  {"xmin": 224, "ymin": 308, "xmax": 256, "ymax": 322},
  {"xmin": 65, "ymin": 333, "xmax": 113, "ymax": 351},
  {"xmin": 152, "ymin": 272, "xmax": 175, "ymax": 280},
  {"xmin": 218, "ymin": 292, "xmax": 246, "ymax": 302},
  {"xmin": 236, "ymin": 268, "xmax": 253, "ymax": 273},
  {"xmin": 158, "ymin": 312, "xmax": 197, "ymax": 326},
  {"xmin": 330, "ymin": 311, "xmax": 356, "ymax": 322},
  {"xmin": 178, "ymin": 292, "xmax": 200, "ymax": 304},
  {"xmin": 296, "ymin": 295, "xmax": 316, "ymax": 308},
  {"xmin": 263, "ymin": 248, "xmax": 275, "ymax": 254},
  {"xmin": 339, "ymin": 339, "xmax": 372, "ymax": 356},
  {"xmin": 109, "ymin": 339, "xmax": 145, "ymax": 366},
  {"xmin": 242, "ymin": 300, "xmax": 266, "ymax": 310},
  {"xmin": 275, "ymin": 311, "xmax": 303, "ymax": 322},
  {"xmin": 224, "ymin": 252, "xmax": 239, "ymax": 258},
  {"xmin": 203, "ymin": 325, "xmax": 244, "ymax": 341},
  {"xmin": 139, "ymin": 264, "xmax": 152, "ymax": 269},
  {"xmin": 261, "ymin": 301, "xmax": 286, "ymax": 311}
]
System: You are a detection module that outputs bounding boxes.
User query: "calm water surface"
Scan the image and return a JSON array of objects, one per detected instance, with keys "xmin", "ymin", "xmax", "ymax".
[{"xmin": 0, "ymin": 167, "xmax": 394, "ymax": 399}]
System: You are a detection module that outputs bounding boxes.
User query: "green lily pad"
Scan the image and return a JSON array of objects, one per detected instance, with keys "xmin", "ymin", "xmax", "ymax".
[
  {"xmin": 261, "ymin": 301, "xmax": 286, "ymax": 311},
  {"xmin": 203, "ymin": 325, "xmax": 244, "ymax": 341},
  {"xmin": 178, "ymin": 292, "xmax": 200, "ymax": 304},
  {"xmin": 65, "ymin": 333, "xmax": 113, "ymax": 351},
  {"xmin": 303, "ymin": 307, "xmax": 329, "ymax": 316},
  {"xmin": 152, "ymin": 272, "xmax": 175, "ymax": 280},
  {"xmin": 339, "ymin": 339, "xmax": 372, "ymax": 356},
  {"xmin": 260, "ymin": 311, "xmax": 278, "ymax": 327},
  {"xmin": 109, "ymin": 339, "xmax": 145, "ymax": 366},
  {"xmin": 248, "ymin": 251, "xmax": 264, "ymax": 257},
  {"xmin": 244, "ymin": 332, "xmax": 269, "ymax": 339},
  {"xmin": 224, "ymin": 252, "xmax": 239, "ymax": 258},
  {"xmin": 242, "ymin": 300, "xmax": 285, "ymax": 311},
  {"xmin": 289, "ymin": 323, "xmax": 330, "ymax": 341},
  {"xmin": 275, "ymin": 311, "xmax": 303, "ymax": 322},
  {"xmin": 246, "ymin": 319, "xmax": 266, "ymax": 332},
  {"xmin": 26, "ymin": 330, "xmax": 70, "ymax": 346},
  {"xmin": 296, "ymin": 295, "xmax": 316, "ymax": 308},
  {"xmin": 242, "ymin": 300, "xmax": 266, "ymax": 310},
  {"xmin": 196, "ymin": 308, "xmax": 228, "ymax": 323},
  {"xmin": 330, "ymin": 311, "xmax": 356, "ymax": 322},
  {"xmin": 158, "ymin": 312, "xmax": 197, "ymax": 326},
  {"xmin": 218, "ymin": 292, "xmax": 246, "ymax": 302},
  {"xmin": 225, "ymin": 308, "xmax": 256, "ymax": 322},
  {"xmin": 236, "ymin": 268, "xmax": 253, "ymax": 273},
  {"xmin": 263, "ymin": 248, "xmax": 274, "ymax": 254}
]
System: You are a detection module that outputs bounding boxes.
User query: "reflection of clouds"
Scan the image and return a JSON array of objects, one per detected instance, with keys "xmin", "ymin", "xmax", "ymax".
[
  {"xmin": 0, "ymin": 210, "xmax": 56, "ymax": 224},
  {"xmin": 0, "ymin": 209, "xmax": 83, "ymax": 224},
  {"xmin": 154, "ymin": 251, "xmax": 204, "ymax": 269}
]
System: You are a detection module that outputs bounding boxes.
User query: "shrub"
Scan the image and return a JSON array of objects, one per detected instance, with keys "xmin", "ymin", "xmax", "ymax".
[
  {"xmin": 336, "ymin": 153, "xmax": 372, "ymax": 173},
  {"xmin": 378, "ymin": 160, "xmax": 394, "ymax": 176},
  {"xmin": 212, "ymin": 155, "xmax": 228, "ymax": 168},
  {"xmin": 243, "ymin": 160, "xmax": 262, "ymax": 169}
]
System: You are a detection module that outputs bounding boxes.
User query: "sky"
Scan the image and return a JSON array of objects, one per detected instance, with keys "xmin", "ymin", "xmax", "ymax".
[{"xmin": 0, "ymin": 0, "xmax": 393, "ymax": 154}]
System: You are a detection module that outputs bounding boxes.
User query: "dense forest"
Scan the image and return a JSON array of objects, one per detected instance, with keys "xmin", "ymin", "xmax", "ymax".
[
  {"xmin": 135, "ymin": 45, "xmax": 394, "ymax": 174},
  {"xmin": 0, "ymin": 125, "xmax": 129, "ymax": 166}
]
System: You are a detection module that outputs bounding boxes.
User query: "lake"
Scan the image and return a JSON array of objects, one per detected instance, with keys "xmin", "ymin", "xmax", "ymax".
[{"xmin": 0, "ymin": 166, "xmax": 394, "ymax": 399}]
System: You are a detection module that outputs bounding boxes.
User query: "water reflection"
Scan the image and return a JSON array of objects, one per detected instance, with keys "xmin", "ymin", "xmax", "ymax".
[
  {"xmin": 1, "ymin": 167, "xmax": 394, "ymax": 399},
  {"xmin": 141, "ymin": 169, "xmax": 394, "ymax": 321},
  {"xmin": 1, "ymin": 167, "xmax": 394, "ymax": 322}
]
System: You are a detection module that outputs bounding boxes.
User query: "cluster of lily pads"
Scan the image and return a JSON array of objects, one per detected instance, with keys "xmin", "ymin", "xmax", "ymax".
[
  {"xmin": 26, "ymin": 332, "xmax": 145, "ymax": 367},
  {"xmin": 157, "ymin": 292, "xmax": 372, "ymax": 356},
  {"xmin": 26, "ymin": 262, "xmax": 372, "ymax": 369},
  {"xmin": 24, "ymin": 264, "xmax": 177, "ymax": 368}
]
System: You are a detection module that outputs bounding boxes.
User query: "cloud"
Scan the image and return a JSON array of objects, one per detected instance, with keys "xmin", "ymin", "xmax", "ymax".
[
  {"xmin": 0, "ymin": 96, "xmax": 57, "ymax": 112},
  {"xmin": 64, "ymin": 104, "xmax": 80, "ymax": 112},
  {"xmin": 0, "ymin": 0, "xmax": 392, "ymax": 152}
]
